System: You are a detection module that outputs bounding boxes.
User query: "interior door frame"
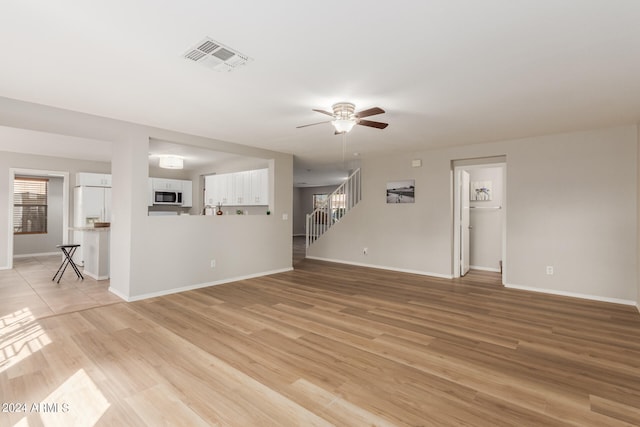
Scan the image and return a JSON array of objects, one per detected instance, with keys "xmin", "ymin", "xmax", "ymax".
[
  {"xmin": 460, "ymin": 170, "xmax": 471, "ymax": 276},
  {"xmin": 7, "ymin": 168, "xmax": 70, "ymax": 269},
  {"xmin": 453, "ymin": 161, "xmax": 507, "ymax": 283}
]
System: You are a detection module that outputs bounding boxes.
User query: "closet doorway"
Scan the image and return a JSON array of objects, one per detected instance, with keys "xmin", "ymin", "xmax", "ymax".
[{"xmin": 453, "ymin": 158, "xmax": 506, "ymax": 283}]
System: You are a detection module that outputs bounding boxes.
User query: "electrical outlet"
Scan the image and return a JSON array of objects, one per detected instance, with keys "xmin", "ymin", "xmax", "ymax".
[
  {"xmin": 363, "ymin": 247, "xmax": 368, "ymax": 255},
  {"xmin": 546, "ymin": 266, "xmax": 553, "ymax": 275},
  {"xmin": 210, "ymin": 259, "xmax": 216, "ymax": 268}
]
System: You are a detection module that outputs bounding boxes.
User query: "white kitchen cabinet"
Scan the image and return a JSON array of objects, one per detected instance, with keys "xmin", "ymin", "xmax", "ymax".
[
  {"xmin": 204, "ymin": 168, "xmax": 269, "ymax": 207},
  {"xmin": 251, "ymin": 169, "xmax": 269, "ymax": 205},
  {"xmin": 182, "ymin": 180, "xmax": 193, "ymax": 207},
  {"xmin": 152, "ymin": 178, "xmax": 183, "ymax": 191},
  {"xmin": 76, "ymin": 172, "xmax": 111, "ymax": 187},
  {"xmin": 233, "ymin": 172, "xmax": 247, "ymax": 205},
  {"xmin": 205, "ymin": 174, "xmax": 228, "ymax": 206}
]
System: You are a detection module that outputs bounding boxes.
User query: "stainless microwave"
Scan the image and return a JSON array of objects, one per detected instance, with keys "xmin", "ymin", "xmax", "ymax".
[{"xmin": 154, "ymin": 190, "xmax": 183, "ymax": 205}]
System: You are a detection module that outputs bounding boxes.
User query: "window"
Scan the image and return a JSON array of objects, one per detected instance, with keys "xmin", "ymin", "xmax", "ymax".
[
  {"xmin": 14, "ymin": 177, "xmax": 48, "ymax": 234},
  {"xmin": 312, "ymin": 193, "xmax": 346, "ymax": 222}
]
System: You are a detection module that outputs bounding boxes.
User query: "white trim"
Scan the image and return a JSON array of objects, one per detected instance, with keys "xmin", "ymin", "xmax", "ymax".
[
  {"xmin": 452, "ymin": 168, "xmax": 461, "ymax": 278},
  {"xmin": 469, "ymin": 265, "xmax": 501, "ymax": 272},
  {"xmin": 111, "ymin": 267, "xmax": 294, "ymax": 302},
  {"xmin": 13, "ymin": 251, "xmax": 60, "ymax": 258},
  {"xmin": 6, "ymin": 170, "xmax": 13, "ymax": 269},
  {"xmin": 84, "ymin": 271, "xmax": 109, "ymax": 281},
  {"xmin": 107, "ymin": 286, "xmax": 129, "ymax": 301},
  {"xmin": 452, "ymin": 161, "xmax": 507, "ymax": 284},
  {"xmin": 0, "ymin": 265, "xmax": 10, "ymax": 270},
  {"xmin": 306, "ymin": 256, "xmax": 454, "ymax": 279},
  {"xmin": 505, "ymin": 283, "xmax": 636, "ymax": 306}
]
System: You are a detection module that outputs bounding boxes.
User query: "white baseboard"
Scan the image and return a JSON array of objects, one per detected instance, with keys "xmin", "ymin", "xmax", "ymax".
[
  {"xmin": 112, "ymin": 267, "xmax": 294, "ymax": 302},
  {"xmin": 470, "ymin": 265, "xmax": 501, "ymax": 273},
  {"xmin": 107, "ymin": 287, "xmax": 128, "ymax": 301},
  {"xmin": 14, "ymin": 252, "xmax": 59, "ymax": 258},
  {"xmin": 305, "ymin": 256, "xmax": 453, "ymax": 280},
  {"xmin": 505, "ymin": 283, "xmax": 637, "ymax": 306},
  {"xmin": 0, "ymin": 265, "xmax": 10, "ymax": 271},
  {"xmin": 84, "ymin": 271, "xmax": 109, "ymax": 281}
]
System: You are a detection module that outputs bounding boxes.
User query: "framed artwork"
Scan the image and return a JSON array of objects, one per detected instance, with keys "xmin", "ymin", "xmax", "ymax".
[
  {"xmin": 470, "ymin": 181, "xmax": 492, "ymax": 201},
  {"xmin": 386, "ymin": 180, "xmax": 415, "ymax": 203},
  {"xmin": 313, "ymin": 193, "xmax": 328, "ymax": 209}
]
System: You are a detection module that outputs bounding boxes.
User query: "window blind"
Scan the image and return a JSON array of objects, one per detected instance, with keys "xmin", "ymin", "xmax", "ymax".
[{"xmin": 14, "ymin": 177, "xmax": 48, "ymax": 234}]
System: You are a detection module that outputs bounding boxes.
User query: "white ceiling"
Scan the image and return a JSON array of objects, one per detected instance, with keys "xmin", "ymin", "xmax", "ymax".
[{"xmin": 1, "ymin": 1, "xmax": 640, "ymax": 185}]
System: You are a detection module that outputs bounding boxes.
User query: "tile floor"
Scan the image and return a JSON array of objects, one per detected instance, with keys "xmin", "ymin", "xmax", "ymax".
[{"xmin": 1, "ymin": 255, "xmax": 122, "ymax": 321}]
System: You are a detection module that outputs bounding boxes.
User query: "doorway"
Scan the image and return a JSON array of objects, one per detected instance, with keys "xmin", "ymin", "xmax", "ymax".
[
  {"xmin": 453, "ymin": 158, "xmax": 506, "ymax": 283},
  {"xmin": 7, "ymin": 168, "xmax": 70, "ymax": 269}
]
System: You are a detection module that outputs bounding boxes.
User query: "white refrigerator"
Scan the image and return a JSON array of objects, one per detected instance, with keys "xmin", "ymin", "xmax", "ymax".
[{"xmin": 73, "ymin": 186, "xmax": 112, "ymax": 265}]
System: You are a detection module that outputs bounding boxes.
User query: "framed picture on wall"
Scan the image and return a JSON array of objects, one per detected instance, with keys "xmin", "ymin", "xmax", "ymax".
[
  {"xmin": 470, "ymin": 181, "xmax": 492, "ymax": 201},
  {"xmin": 386, "ymin": 180, "xmax": 415, "ymax": 203},
  {"xmin": 313, "ymin": 193, "xmax": 328, "ymax": 209}
]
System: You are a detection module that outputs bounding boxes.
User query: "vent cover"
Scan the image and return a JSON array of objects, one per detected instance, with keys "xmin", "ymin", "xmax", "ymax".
[{"xmin": 183, "ymin": 37, "xmax": 252, "ymax": 72}]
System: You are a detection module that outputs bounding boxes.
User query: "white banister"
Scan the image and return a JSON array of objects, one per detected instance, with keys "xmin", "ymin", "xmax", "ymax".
[{"xmin": 306, "ymin": 168, "xmax": 361, "ymax": 251}]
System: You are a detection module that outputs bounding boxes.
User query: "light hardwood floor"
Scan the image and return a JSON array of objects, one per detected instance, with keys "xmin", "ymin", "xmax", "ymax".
[{"xmin": 1, "ymin": 256, "xmax": 640, "ymax": 426}]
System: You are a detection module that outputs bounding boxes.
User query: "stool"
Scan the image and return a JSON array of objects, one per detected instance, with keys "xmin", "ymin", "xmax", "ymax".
[{"xmin": 52, "ymin": 244, "xmax": 84, "ymax": 283}]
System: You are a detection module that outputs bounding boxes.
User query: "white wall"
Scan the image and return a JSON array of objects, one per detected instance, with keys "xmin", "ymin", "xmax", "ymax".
[
  {"xmin": 309, "ymin": 125, "xmax": 638, "ymax": 304},
  {"xmin": 0, "ymin": 97, "xmax": 293, "ymax": 300},
  {"xmin": 637, "ymin": 123, "xmax": 640, "ymax": 312},
  {"xmin": 13, "ymin": 175, "xmax": 64, "ymax": 256},
  {"xmin": 468, "ymin": 167, "xmax": 503, "ymax": 271}
]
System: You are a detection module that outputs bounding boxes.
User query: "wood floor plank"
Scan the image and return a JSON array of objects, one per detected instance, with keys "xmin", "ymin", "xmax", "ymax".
[{"xmin": 1, "ymin": 258, "xmax": 639, "ymax": 426}]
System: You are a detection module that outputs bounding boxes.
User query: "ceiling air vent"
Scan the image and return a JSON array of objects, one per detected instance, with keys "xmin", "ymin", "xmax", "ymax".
[{"xmin": 183, "ymin": 37, "xmax": 252, "ymax": 72}]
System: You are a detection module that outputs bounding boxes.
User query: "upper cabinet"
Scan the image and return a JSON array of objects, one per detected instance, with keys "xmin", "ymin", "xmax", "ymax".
[
  {"xmin": 250, "ymin": 168, "xmax": 269, "ymax": 205},
  {"xmin": 182, "ymin": 180, "xmax": 193, "ymax": 208},
  {"xmin": 152, "ymin": 178, "xmax": 183, "ymax": 192},
  {"xmin": 205, "ymin": 168, "xmax": 269, "ymax": 207},
  {"xmin": 76, "ymin": 172, "xmax": 111, "ymax": 187}
]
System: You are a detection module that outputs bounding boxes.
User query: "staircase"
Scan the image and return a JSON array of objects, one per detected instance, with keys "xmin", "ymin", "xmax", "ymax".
[{"xmin": 306, "ymin": 168, "xmax": 361, "ymax": 249}]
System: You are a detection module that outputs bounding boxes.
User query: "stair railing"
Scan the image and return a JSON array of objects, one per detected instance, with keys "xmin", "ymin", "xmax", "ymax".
[{"xmin": 306, "ymin": 168, "xmax": 361, "ymax": 249}]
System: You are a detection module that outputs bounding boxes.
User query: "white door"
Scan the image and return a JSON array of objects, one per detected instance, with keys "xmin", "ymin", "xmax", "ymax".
[{"xmin": 461, "ymin": 170, "xmax": 470, "ymax": 276}]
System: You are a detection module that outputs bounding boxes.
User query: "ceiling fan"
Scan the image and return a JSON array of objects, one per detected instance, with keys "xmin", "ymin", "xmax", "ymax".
[{"xmin": 297, "ymin": 102, "xmax": 388, "ymax": 134}]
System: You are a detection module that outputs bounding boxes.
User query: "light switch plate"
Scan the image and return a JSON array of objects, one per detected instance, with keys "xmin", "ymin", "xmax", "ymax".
[{"xmin": 282, "ymin": 213, "xmax": 288, "ymax": 220}]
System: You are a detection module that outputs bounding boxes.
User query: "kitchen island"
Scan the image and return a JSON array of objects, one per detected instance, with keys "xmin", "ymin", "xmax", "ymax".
[{"xmin": 70, "ymin": 226, "xmax": 110, "ymax": 280}]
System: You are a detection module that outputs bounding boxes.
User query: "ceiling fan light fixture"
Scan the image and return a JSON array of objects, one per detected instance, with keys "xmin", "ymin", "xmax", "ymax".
[
  {"xmin": 332, "ymin": 119, "xmax": 356, "ymax": 133},
  {"xmin": 159, "ymin": 155, "xmax": 184, "ymax": 169}
]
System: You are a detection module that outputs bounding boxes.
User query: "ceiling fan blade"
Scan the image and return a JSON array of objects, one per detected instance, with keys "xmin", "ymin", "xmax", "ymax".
[
  {"xmin": 312, "ymin": 108, "xmax": 335, "ymax": 117},
  {"xmin": 296, "ymin": 120, "xmax": 332, "ymax": 129},
  {"xmin": 357, "ymin": 119, "xmax": 388, "ymax": 129},
  {"xmin": 354, "ymin": 107, "xmax": 385, "ymax": 118}
]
